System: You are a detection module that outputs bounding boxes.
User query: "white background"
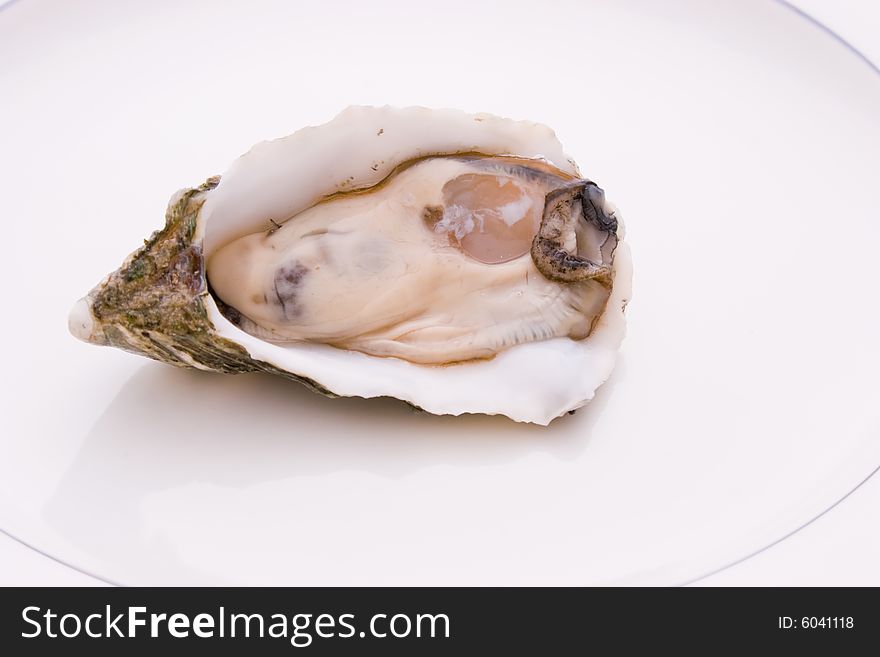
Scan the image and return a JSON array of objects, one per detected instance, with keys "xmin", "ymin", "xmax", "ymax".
[{"xmin": 1, "ymin": 0, "xmax": 878, "ymax": 586}]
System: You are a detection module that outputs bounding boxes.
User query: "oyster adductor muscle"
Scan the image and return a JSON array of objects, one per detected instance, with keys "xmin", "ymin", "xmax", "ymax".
[{"xmin": 69, "ymin": 106, "xmax": 631, "ymax": 424}]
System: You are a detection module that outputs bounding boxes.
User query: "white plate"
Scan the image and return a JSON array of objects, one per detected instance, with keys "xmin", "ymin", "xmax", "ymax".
[{"xmin": 1, "ymin": 0, "xmax": 878, "ymax": 586}]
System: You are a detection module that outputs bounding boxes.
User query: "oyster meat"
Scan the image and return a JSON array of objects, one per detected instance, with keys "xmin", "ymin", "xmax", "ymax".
[
  {"xmin": 208, "ymin": 155, "xmax": 616, "ymax": 364},
  {"xmin": 69, "ymin": 106, "xmax": 631, "ymax": 424}
]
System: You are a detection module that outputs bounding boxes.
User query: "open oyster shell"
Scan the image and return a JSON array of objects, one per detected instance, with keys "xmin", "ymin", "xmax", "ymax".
[{"xmin": 69, "ymin": 106, "xmax": 631, "ymax": 424}]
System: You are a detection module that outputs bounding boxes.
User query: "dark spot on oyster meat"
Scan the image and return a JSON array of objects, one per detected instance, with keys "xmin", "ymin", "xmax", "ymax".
[
  {"xmin": 423, "ymin": 205, "xmax": 444, "ymax": 227},
  {"xmin": 208, "ymin": 282, "xmax": 243, "ymax": 326},
  {"xmin": 226, "ymin": 307, "xmax": 242, "ymax": 325},
  {"xmin": 223, "ymin": 303, "xmax": 242, "ymax": 326},
  {"xmin": 273, "ymin": 262, "xmax": 309, "ymax": 320}
]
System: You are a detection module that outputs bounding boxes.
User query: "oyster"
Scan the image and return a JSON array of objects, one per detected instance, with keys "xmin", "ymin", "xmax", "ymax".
[{"xmin": 69, "ymin": 106, "xmax": 631, "ymax": 424}]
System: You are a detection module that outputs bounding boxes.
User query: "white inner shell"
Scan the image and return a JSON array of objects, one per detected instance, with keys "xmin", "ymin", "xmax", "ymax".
[
  {"xmin": 198, "ymin": 106, "xmax": 630, "ymax": 424},
  {"xmin": 207, "ymin": 157, "xmax": 610, "ymax": 364}
]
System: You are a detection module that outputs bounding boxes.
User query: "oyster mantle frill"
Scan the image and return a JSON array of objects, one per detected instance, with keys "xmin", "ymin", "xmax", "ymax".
[{"xmin": 69, "ymin": 106, "xmax": 631, "ymax": 424}]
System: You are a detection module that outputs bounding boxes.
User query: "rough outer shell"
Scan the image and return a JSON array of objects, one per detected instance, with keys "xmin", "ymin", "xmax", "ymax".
[{"xmin": 69, "ymin": 106, "xmax": 632, "ymax": 425}]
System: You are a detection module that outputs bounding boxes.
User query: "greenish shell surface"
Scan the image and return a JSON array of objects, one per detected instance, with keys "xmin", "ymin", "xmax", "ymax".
[{"xmin": 84, "ymin": 176, "xmax": 335, "ymax": 397}]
